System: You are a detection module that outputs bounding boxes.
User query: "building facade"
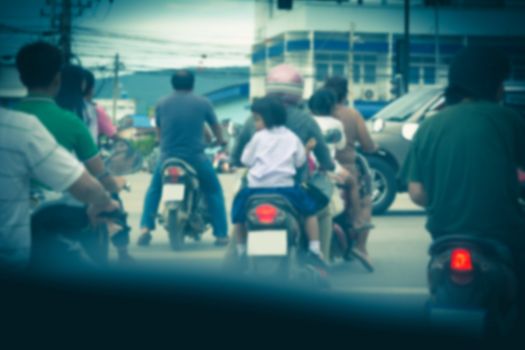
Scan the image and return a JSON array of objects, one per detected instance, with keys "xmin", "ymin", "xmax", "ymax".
[{"xmin": 251, "ymin": 0, "xmax": 525, "ymax": 103}]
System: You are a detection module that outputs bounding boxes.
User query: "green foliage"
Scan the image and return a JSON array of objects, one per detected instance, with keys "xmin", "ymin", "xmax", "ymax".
[{"xmin": 130, "ymin": 135, "xmax": 157, "ymax": 157}]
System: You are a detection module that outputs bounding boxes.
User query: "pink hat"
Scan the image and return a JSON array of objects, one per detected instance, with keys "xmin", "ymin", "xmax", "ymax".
[{"xmin": 266, "ymin": 64, "xmax": 304, "ymax": 97}]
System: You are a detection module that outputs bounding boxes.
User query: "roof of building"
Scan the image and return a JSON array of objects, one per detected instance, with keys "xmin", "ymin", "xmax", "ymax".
[{"xmin": 95, "ymin": 67, "xmax": 249, "ymax": 114}]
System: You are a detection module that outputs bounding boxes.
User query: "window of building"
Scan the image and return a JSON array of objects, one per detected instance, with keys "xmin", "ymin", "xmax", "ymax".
[
  {"xmin": 332, "ymin": 63, "xmax": 345, "ymax": 77},
  {"xmin": 410, "ymin": 66, "xmax": 420, "ymax": 84},
  {"xmin": 353, "ymin": 63, "xmax": 361, "ymax": 83},
  {"xmin": 423, "ymin": 66, "xmax": 436, "ymax": 84},
  {"xmin": 316, "ymin": 63, "xmax": 329, "ymax": 81},
  {"xmin": 364, "ymin": 64, "xmax": 376, "ymax": 84}
]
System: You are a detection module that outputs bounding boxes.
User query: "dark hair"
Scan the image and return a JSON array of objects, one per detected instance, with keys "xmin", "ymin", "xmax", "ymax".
[
  {"xmin": 446, "ymin": 46, "xmax": 510, "ymax": 105},
  {"xmin": 308, "ymin": 88, "xmax": 337, "ymax": 116},
  {"xmin": 16, "ymin": 41, "xmax": 63, "ymax": 89},
  {"xmin": 171, "ymin": 70, "xmax": 195, "ymax": 90},
  {"xmin": 83, "ymin": 69, "xmax": 95, "ymax": 96},
  {"xmin": 251, "ymin": 96, "xmax": 287, "ymax": 129},
  {"xmin": 324, "ymin": 76, "xmax": 348, "ymax": 103},
  {"xmin": 55, "ymin": 65, "xmax": 86, "ymax": 120}
]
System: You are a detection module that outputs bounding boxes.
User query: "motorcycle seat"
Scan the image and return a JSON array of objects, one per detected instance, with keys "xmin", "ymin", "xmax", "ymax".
[
  {"xmin": 162, "ymin": 158, "xmax": 198, "ymax": 177},
  {"xmin": 429, "ymin": 234, "xmax": 513, "ymax": 266}
]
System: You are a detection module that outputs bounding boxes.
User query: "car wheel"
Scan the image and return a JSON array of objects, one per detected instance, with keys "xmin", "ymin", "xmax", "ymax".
[{"xmin": 367, "ymin": 157, "xmax": 397, "ymax": 215}]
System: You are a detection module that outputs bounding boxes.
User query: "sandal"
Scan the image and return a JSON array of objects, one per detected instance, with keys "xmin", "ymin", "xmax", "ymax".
[{"xmin": 350, "ymin": 248, "xmax": 374, "ymax": 273}]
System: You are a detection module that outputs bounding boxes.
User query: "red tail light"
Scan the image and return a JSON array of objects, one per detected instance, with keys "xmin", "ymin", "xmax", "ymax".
[
  {"xmin": 165, "ymin": 167, "xmax": 184, "ymax": 182},
  {"xmin": 518, "ymin": 169, "xmax": 525, "ymax": 183},
  {"xmin": 255, "ymin": 204, "xmax": 278, "ymax": 224},
  {"xmin": 450, "ymin": 248, "xmax": 473, "ymax": 272}
]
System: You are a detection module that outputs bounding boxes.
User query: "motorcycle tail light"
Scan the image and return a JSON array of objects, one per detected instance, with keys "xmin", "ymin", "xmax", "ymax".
[
  {"xmin": 450, "ymin": 248, "xmax": 473, "ymax": 272},
  {"xmin": 165, "ymin": 167, "xmax": 185, "ymax": 182},
  {"xmin": 255, "ymin": 204, "xmax": 279, "ymax": 224}
]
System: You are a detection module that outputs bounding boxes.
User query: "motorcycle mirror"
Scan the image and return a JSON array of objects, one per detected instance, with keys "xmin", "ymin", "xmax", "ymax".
[
  {"xmin": 324, "ymin": 129, "xmax": 343, "ymax": 144},
  {"xmin": 104, "ymin": 139, "xmax": 144, "ymax": 176}
]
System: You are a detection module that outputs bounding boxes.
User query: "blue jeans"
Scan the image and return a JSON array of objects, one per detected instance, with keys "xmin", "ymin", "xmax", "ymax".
[{"xmin": 140, "ymin": 154, "xmax": 228, "ymax": 238}]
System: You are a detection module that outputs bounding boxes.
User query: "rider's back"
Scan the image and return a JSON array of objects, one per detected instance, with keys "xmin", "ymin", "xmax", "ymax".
[
  {"xmin": 156, "ymin": 92, "xmax": 217, "ymax": 160},
  {"xmin": 408, "ymin": 100, "xmax": 525, "ymax": 247}
]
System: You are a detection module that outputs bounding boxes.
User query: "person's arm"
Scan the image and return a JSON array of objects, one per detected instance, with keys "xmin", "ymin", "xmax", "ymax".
[
  {"xmin": 354, "ymin": 111, "xmax": 377, "ymax": 153},
  {"xmin": 203, "ymin": 100, "xmax": 226, "ymax": 146},
  {"xmin": 293, "ymin": 136, "xmax": 307, "ymax": 168},
  {"xmin": 232, "ymin": 118, "xmax": 256, "ymax": 166},
  {"xmin": 204, "ymin": 124, "xmax": 213, "ymax": 144},
  {"xmin": 403, "ymin": 128, "xmax": 427, "ymax": 208},
  {"xmin": 409, "ymin": 182, "xmax": 427, "ymax": 207},
  {"xmin": 309, "ymin": 118, "xmax": 335, "ymax": 171},
  {"xmin": 27, "ymin": 118, "xmax": 119, "ymax": 221},
  {"xmin": 154, "ymin": 104, "xmax": 161, "ymax": 143},
  {"xmin": 240, "ymin": 134, "xmax": 259, "ymax": 167},
  {"xmin": 210, "ymin": 123, "xmax": 226, "ymax": 146},
  {"xmin": 84, "ymin": 155, "xmax": 122, "ymax": 194},
  {"xmin": 71, "ymin": 116, "xmax": 123, "ymax": 194}
]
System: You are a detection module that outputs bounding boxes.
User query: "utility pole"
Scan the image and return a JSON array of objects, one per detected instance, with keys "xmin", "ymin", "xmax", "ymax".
[
  {"xmin": 41, "ymin": 0, "xmax": 99, "ymax": 64},
  {"xmin": 403, "ymin": 0, "xmax": 410, "ymax": 93},
  {"xmin": 112, "ymin": 53, "xmax": 121, "ymax": 123},
  {"xmin": 59, "ymin": 0, "xmax": 72, "ymax": 64}
]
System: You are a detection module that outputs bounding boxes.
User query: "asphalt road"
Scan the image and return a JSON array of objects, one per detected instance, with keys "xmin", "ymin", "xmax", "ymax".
[{"xmin": 117, "ymin": 171, "xmax": 430, "ymax": 304}]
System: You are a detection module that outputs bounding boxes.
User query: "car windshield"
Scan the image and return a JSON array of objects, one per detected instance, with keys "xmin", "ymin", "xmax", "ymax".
[{"xmin": 372, "ymin": 88, "xmax": 443, "ymax": 122}]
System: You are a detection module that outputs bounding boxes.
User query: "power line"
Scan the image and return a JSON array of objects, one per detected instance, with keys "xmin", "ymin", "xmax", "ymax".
[{"xmin": 40, "ymin": 0, "xmax": 109, "ymax": 63}]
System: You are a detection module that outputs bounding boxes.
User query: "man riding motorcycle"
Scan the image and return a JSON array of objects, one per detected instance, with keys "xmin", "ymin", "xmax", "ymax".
[
  {"xmin": 138, "ymin": 69, "xmax": 229, "ymax": 247},
  {"xmin": 404, "ymin": 47, "xmax": 525, "ymax": 330}
]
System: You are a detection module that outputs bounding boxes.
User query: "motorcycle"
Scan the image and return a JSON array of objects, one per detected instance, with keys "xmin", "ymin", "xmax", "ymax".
[
  {"xmin": 426, "ymin": 235, "xmax": 519, "ymax": 337},
  {"xmin": 205, "ymin": 145, "xmax": 235, "ymax": 174},
  {"xmin": 30, "ymin": 140, "xmax": 141, "ymax": 271},
  {"xmin": 241, "ymin": 192, "xmax": 328, "ymax": 286},
  {"xmin": 158, "ymin": 157, "xmax": 210, "ymax": 250}
]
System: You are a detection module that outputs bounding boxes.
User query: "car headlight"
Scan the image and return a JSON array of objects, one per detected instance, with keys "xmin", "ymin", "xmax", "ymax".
[{"xmin": 372, "ymin": 119, "xmax": 385, "ymax": 133}]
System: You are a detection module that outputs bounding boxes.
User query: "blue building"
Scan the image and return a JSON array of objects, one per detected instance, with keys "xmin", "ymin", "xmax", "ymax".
[{"xmin": 250, "ymin": 0, "xmax": 525, "ymax": 104}]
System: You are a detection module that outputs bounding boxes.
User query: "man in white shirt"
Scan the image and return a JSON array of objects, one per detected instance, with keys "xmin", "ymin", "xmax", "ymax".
[{"xmin": 0, "ymin": 107, "xmax": 119, "ymax": 270}]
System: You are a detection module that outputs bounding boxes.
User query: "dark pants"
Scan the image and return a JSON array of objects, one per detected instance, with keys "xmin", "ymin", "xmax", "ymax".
[{"xmin": 140, "ymin": 153, "xmax": 228, "ymax": 238}]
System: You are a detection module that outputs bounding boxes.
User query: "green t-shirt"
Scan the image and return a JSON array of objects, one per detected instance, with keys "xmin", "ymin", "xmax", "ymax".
[
  {"xmin": 16, "ymin": 97, "xmax": 98, "ymax": 161},
  {"xmin": 404, "ymin": 100, "xmax": 525, "ymax": 246}
]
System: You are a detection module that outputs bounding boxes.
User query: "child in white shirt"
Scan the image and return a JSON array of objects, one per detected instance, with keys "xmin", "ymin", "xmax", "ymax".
[{"xmin": 231, "ymin": 97, "xmax": 324, "ymax": 263}]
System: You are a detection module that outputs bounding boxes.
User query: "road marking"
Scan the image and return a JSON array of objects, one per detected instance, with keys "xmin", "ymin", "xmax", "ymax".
[{"xmin": 333, "ymin": 286, "xmax": 428, "ymax": 296}]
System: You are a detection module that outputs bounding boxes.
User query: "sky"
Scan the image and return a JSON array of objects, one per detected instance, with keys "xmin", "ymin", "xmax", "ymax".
[{"xmin": 0, "ymin": 0, "xmax": 256, "ymax": 74}]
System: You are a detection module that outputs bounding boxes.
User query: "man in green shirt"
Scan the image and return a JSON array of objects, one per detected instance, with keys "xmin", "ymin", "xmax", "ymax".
[
  {"xmin": 14, "ymin": 41, "xmax": 130, "ymax": 262},
  {"xmin": 405, "ymin": 47, "xmax": 525, "ymax": 248},
  {"xmin": 405, "ymin": 47, "xmax": 525, "ymax": 325}
]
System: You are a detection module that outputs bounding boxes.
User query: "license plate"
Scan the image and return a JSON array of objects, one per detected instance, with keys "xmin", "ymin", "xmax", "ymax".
[
  {"xmin": 247, "ymin": 230, "xmax": 288, "ymax": 256},
  {"xmin": 162, "ymin": 184, "xmax": 185, "ymax": 202}
]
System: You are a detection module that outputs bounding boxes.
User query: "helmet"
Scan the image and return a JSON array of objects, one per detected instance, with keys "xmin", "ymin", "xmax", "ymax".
[{"xmin": 266, "ymin": 64, "xmax": 304, "ymax": 104}]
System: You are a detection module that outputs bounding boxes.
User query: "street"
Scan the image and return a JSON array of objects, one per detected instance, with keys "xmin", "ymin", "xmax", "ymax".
[{"xmin": 118, "ymin": 171, "xmax": 430, "ymax": 310}]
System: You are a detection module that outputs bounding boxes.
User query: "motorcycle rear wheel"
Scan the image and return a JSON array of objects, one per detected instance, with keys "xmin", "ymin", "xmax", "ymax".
[{"xmin": 167, "ymin": 209, "xmax": 185, "ymax": 251}]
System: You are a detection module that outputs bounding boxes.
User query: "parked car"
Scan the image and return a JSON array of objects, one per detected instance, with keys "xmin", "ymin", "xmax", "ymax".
[{"xmin": 367, "ymin": 82, "xmax": 525, "ymax": 215}]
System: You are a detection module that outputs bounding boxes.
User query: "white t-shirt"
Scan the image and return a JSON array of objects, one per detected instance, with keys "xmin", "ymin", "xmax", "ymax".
[
  {"xmin": 0, "ymin": 108, "xmax": 84, "ymax": 269},
  {"xmin": 241, "ymin": 126, "xmax": 305, "ymax": 188}
]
